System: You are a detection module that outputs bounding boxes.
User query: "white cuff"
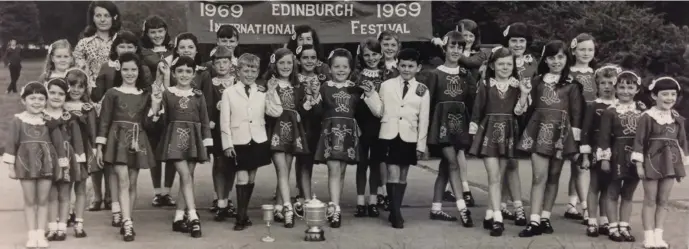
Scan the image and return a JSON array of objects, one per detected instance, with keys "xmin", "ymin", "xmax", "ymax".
[
  {"xmin": 58, "ymin": 158, "xmax": 69, "ymax": 168},
  {"xmin": 75, "ymin": 153, "xmax": 86, "ymax": 163},
  {"xmin": 209, "ymin": 121, "xmax": 216, "ymax": 129},
  {"xmin": 203, "ymin": 138, "xmax": 213, "ymax": 147},
  {"xmin": 469, "ymin": 122, "xmax": 478, "ymax": 135},
  {"xmin": 631, "ymin": 152, "xmax": 644, "ymax": 163},
  {"xmin": 96, "ymin": 137, "xmax": 107, "ymax": 145},
  {"xmin": 683, "ymin": 156, "xmax": 689, "ymax": 167},
  {"xmin": 302, "ymin": 102, "xmax": 312, "ymax": 111},
  {"xmin": 596, "ymin": 148, "xmax": 611, "ymax": 161},
  {"xmin": 2, "ymin": 153, "xmax": 15, "ymax": 164},
  {"xmin": 572, "ymin": 128, "xmax": 581, "ymax": 141},
  {"xmin": 579, "ymin": 145, "xmax": 592, "ymax": 154}
]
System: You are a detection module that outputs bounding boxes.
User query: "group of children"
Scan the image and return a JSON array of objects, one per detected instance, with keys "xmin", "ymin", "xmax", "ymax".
[{"xmin": 2, "ymin": 4, "xmax": 686, "ymax": 249}]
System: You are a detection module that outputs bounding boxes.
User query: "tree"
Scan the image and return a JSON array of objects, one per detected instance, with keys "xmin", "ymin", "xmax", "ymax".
[
  {"xmin": 114, "ymin": 1, "xmax": 187, "ymax": 38},
  {"xmin": 36, "ymin": 2, "xmax": 89, "ymax": 46},
  {"xmin": 0, "ymin": 1, "xmax": 42, "ymax": 44}
]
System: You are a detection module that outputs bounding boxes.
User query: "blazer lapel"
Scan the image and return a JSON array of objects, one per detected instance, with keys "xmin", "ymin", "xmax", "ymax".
[{"xmin": 235, "ymin": 84, "xmax": 249, "ymax": 100}]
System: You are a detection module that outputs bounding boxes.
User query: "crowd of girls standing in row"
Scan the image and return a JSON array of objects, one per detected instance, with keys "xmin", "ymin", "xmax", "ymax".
[{"xmin": 3, "ymin": 1, "xmax": 686, "ymax": 249}]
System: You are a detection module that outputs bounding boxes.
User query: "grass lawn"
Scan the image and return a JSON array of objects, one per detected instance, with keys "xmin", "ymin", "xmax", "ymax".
[{"xmin": 0, "ymin": 60, "xmax": 44, "ymax": 154}]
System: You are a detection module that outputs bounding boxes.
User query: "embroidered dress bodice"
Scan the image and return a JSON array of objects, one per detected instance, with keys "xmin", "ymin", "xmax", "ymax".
[
  {"xmin": 570, "ymin": 66, "xmax": 596, "ymax": 102},
  {"xmin": 321, "ymin": 81, "xmax": 362, "ymax": 119}
]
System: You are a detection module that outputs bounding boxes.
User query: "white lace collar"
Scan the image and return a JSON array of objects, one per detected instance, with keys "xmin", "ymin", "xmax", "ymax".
[
  {"xmin": 489, "ymin": 77, "xmax": 520, "ymax": 88},
  {"xmin": 326, "ymin": 80, "xmax": 355, "ymax": 88},
  {"xmin": 645, "ymin": 107, "xmax": 678, "ymax": 125},
  {"xmin": 15, "ymin": 112, "xmax": 46, "ymax": 125},
  {"xmin": 64, "ymin": 101, "xmax": 83, "ymax": 111},
  {"xmin": 114, "ymin": 86, "xmax": 143, "ymax": 95},
  {"xmin": 571, "ymin": 66, "xmax": 594, "ymax": 73},
  {"xmin": 385, "ymin": 59, "xmax": 398, "ymax": 70},
  {"xmin": 212, "ymin": 77, "xmax": 234, "ymax": 87},
  {"xmin": 43, "ymin": 109, "xmax": 63, "ymax": 119},
  {"xmin": 298, "ymin": 73, "xmax": 317, "ymax": 81},
  {"xmin": 276, "ymin": 78, "xmax": 292, "ymax": 88},
  {"xmin": 152, "ymin": 46, "xmax": 167, "ymax": 53},
  {"xmin": 168, "ymin": 87, "xmax": 195, "ymax": 97},
  {"xmin": 50, "ymin": 71, "xmax": 67, "ymax": 79},
  {"xmin": 437, "ymin": 65, "xmax": 461, "ymax": 75},
  {"xmin": 543, "ymin": 73, "xmax": 561, "ymax": 84},
  {"xmin": 362, "ymin": 68, "xmax": 381, "ymax": 78},
  {"xmin": 614, "ymin": 101, "xmax": 639, "ymax": 114},
  {"xmin": 594, "ymin": 98, "xmax": 617, "ymax": 105}
]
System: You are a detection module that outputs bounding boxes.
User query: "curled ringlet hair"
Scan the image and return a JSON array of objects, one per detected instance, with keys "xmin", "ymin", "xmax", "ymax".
[
  {"xmin": 47, "ymin": 78, "xmax": 69, "ymax": 95},
  {"xmin": 21, "ymin": 81, "xmax": 48, "ymax": 99},
  {"xmin": 113, "ymin": 52, "xmax": 148, "ymax": 91},
  {"xmin": 485, "ymin": 47, "xmax": 520, "ymax": 81},
  {"xmin": 537, "ymin": 40, "xmax": 573, "ymax": 82},
  {"xmin": 173, "ymin": 32, "xmax": 201, "ymax": 64},
  {"xmin": 286, "ymin": 25, "xmax": 323, "ymax": 61},
  {"xmin": 43, "ymin": 39, "xmax": 74, "ymax": 82},
  {"xmin": 501, "ymin": 22, "xmax": 531, "ymax": 47},
  {"xmin": 80, "ymin": 1, "xmax": 121, "ymax": 39},
  {"xmin": 355, "ymin": 37, "xmax": 383, "ymax": 70},
  {"xmin": 141, "ymin": 15, "xmax": 172, "ymax": 50},
  {"xmin": 263, "ymin": 48, "xmax": 299, "ymax": 86},
  {"xmin": 109, "ymin": 30, "xmax": 140, "ymax": 61},
  {"xmin": 171, "ymin": 56, "xmax": 197, "ymax": 73},
  {"xmin": 457, "ymin": 19, "xmax": 481, "ymax": 52},
  {"xmin": 570, "ymin": 33, "xmax": 597, "ymax": 68},
  {"xmin": 650, "ymin": 76, "xmax": 681, "ymax": 95},
  {"xmin": 65, "ymin": 68, "xmax": 92, "ymax": 103}
]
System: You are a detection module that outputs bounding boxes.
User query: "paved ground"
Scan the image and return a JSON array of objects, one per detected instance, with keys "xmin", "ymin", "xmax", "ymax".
[{"xmin": 1, "ymin": 159, "xmax": 687, "ymax": 249}]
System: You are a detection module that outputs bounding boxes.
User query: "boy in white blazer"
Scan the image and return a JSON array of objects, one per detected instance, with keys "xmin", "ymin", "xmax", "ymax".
[
  {"xmin": 220, "ymin": 53, "xmax": 283, "ymax": 231},
  {"xmin": 367, "ymin": 48, "xmax": 430, "ymax": 229}
]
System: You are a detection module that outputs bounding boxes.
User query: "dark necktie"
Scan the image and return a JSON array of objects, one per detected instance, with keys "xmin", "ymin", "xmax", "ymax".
[
  {"xmin": 245, "ymin": 85, "xmax": 251, "ymax": 97},
  {"xmin": 402, "ymin": 80, "xmax": 409, "ymax": 98}
]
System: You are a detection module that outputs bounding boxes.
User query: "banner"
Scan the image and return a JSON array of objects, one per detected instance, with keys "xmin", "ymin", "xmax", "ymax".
[{"xmin": 187, "ymin": 1, "xmax": 433, "ymax": 44}]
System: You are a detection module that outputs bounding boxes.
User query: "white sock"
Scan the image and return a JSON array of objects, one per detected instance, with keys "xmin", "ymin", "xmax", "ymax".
[
  {"xmin": 485, "ymin": 209, "xmax": 494, "ymax": 220},
  {"xmin": 153, "ymin": 188, "xmax": 161, "ymax": 195},
  {"xmin": 619, "ymin": 221, "xmax": 629, "ymax": 227},
  {"xmin": 530, "ymin": 214, "xmax": 540, "ymax": 223},
  {"xmin": 493, "ymin": 209, "xmax": 503, "ymax": 222},
  {"xmin": 357, "ymin": 195, "xmax": 365, "ymax": 206},
  {"xmin": 111, "ymin": 202, "xmax": 121, "ymax": 213},
  {"xmin": 284, "ymin": 202, "xmax": 292, "ymax": 209},
  {"xmin": 162, "ymin": 187, "xmax": 171, "ymax": 195},
  {"xmin": 654, "ymin": 228, "xmax": 664, "ymax": 241},
  {"xmin": 174, "ymin": 210, "xmax": 185, "ymax": 221},
  {"xmin": 461, "ymin": 181, "xmax": 469, "ymax": 191},
  {"xmin": 48, "ymin": 222, "xmax": 58, "ymax": 231},
  {"xmin": 644, "ymin": 230, "xmax": 655, "ymax": 243},
  {"xmin": 581, "ymin": 201, "xmax": 588, "ymax": 212},
  {"xmin": 35, "ymin": 229, "xmax": 45, "ymax": 239},
  {"xmin": 369, "ymin": 195, "xmax": 377, "ymax": 205},
  {"xmin": 609, "ymin": 222, "xmax": 619, "ymax": 232},
  {"xmin": 377, "ymin": 186, "xmax": 384, "ymax": 195},
  {"xmin": 568, "ymin": 196, "xmax": 579, "ymax": 210},
  {"xmin": 588, "ymin": 218, "xmax": 597, "ymax": 225},
  {"xmin": 541, "ymin": 211, "xmax": 551, "ymax": 219},
  {"xmin": 381, "ymin": 186, "xmax": 387, "ymax": 196},
  {"xmin": 57, "ymin": 222, "xmax": 67, "ymax": 231},
  {"xmin": 600, "ymin": 216, "xmax": 609, "ymax": 224},
  {"xmin": 455, "ymin": 200, "xmax": 467, "ymax": 211},
  {"xmin": 275, "ymin": 204, "xmax": 283, "ymax": 212},
  {"xmin": 513, "ymin": 200, "xmax": 523, "ymax": 208},
  {"xmin": 334, "ymin": 204, "xmax": 341, "ymax": 212},
  {"xmin": 217, "ymin": 199, "xmax": 228, "ymax": 208},
  {"xmin": 445, "ymin": 185, "xmax": 451, "ymax": 191},
  {"xmin": 431, "ymin": 202, "xmax": 442, "ymax": 212},
  {"xmin": 500, "ymin": 202, "xmax": 507, "ymax": 210},
  {"xmin": 189, "ymin": 209, "xmax": 198, "ymax": 220}
]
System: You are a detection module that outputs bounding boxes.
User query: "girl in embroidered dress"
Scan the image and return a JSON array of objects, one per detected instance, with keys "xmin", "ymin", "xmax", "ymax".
[
  {"xmin": 566, "ymin": 33, "xmax": 598, "ymax": 222},
  {"xmin": 631, "ymin": 77, "xmax": 688, "ymax": 249},
  {"xmin": 312, "ymin": 48, "xmax": 378, "ymax": 228},
  {"xmin": 432, "ymin": 19, "xmax": 488, "ymax": 95},
  {"xmin": 140, "ymin": 15, "xmax": 178, "ymax": 208},
  {"xmin": 262, "ymin": 48, "xmax": 308, "ymax": 228},
  {"xmin": 203, "ymin": 45, "xmax": 238, "ymax": 221},
  {"xmin": 4, "ymin": 82, "xmax": 69, "ymax": 249},
  {"xmin": 597, "ymin": 71, "xmax": 645, "ymax": 242},
  {"xmin": 516, "ymin": 40, "xmax": 585, "ymax": 237},
  {"xmin": 96, "ymin": 53, "xmax": 156, "ymax": 242},
  {"xmin": 151, "ymin": 56, "xmax": 212, "ymax": 238},
  {"xmin": 352, "ymin": 38, "xmax": 385, "ymax": 218},
  {"xmin": 579, "ymin": 65, "xmax": 620, "ymax": 236},
  {"xmin": 293, "ymin": 44, "xmax": 329, "ymax": 216},
  {"xmin": 498, "ymin": 22, "xmax": 538, "ymax": 224},
  {"xmin": 64, "ymin": 68, "xmax": 98, "ymax": 238},
  {"xmin": 165, "ymin": 33, "xmax": 212, "ymax": 91},
  {"xmin": 426, "ymin": 31, "xmax": 476, "ymax": 227},
  {"xmin": 38, "ymin": 40, "xmax": 75, "ymax": 83},
  {"xmin": 44, "ymin": 79, "xmax": 87, "ymax": 241},
  {"xmin": 469, "ymin": 47, "xmax": 531, "ymax": 236}
]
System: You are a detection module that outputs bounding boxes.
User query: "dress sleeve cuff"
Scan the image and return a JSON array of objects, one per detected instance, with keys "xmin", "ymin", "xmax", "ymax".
[
  {"xmin": 572, "ymin": 128, "xmax": 581, "ymax": 141},
  {"xmin": 2, "ymin": 153, "xmax": 15, "ymax": 164},
  {"xmin": 631, "ymin": 152, "xmax": 644, "ymax": 163},
  {"xmin": 683, "ymin": 156, "xmax": 689, "ymax": 167},
  {"xmin": 203, "ymin": 138, "xmax": 213, "ymax": 147},
  {"xmin": 579, "ymin": 145, "xmax": 592, "ymax": 154},
  {"xmin": 75, "ymin": 153, "xmax": 86, "ymax": 163},
  {"xmin": 302, "ymin": 101, "xmax": 312, "ymax": 111},
  {"xmin": 58, "ymin": 158, "xmax": 69, "ymax": 168},
  {"xmin": 96, "ymin": 137, "xmax": 107, "ymax": 145},
  {"xmin": 469, "ymin": 122, "xmax": 478, "ymax": 135},
  {"xmin": 596, "ymin": 148, "xmax": 611, "ymax": 161}
]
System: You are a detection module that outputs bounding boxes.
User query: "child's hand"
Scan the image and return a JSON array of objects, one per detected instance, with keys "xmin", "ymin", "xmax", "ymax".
[
  {"xmin": 519, "ymin": 79, "xmax": 532, "ymax": 93},
  {"xmin": 158, "ymin": 61, "xmax": 169, "ymax": 76},
  {"xmin": 97, "ymin": 148, "xmax": 104, "ymax": 167},
  {"xmin": 209, "ymin": 121, "xmax": 215, "ymax": 129},
  {"xmin": 581, "ymin": 157, "xmax": 591, "ymax": 170},
  {"xmin": 4, "ymin": 162, "xmax": 14, "ymax": 179},
  {"xmin": 635, "ymin": 162, "xmax": 645, "ymax": 179},
  {"xmin": 267, "ymin": 79, "xmax": 279, "ymax": 91},
  {"xmin": 151, "ymin": 92, "xmax": 163, "ymax": 107},
  {"xmin": 600, "ymin": 161, "xmax": 610, "ymax": 172},
  {"xmin": 416, "ymin": 150, "xmax": 424, "ymax": 160},
  {"xmin": 224, "ymin": 147, "xmax": 236, "ymax": 158}
]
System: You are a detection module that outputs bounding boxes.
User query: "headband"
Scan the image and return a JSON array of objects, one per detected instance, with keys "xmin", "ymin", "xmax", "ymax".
[
  {"xmin": 502, "ymin": 25, "xmax": 510, "ymax": 37},
  {"xmin": 142, "ymin": 20, "xmax": 146, "ymax": 32},
  {"xmin": 649, "ymin": 76, "xmax": 681, "ymax": 91},
  {"xmin": 617, "ymin": 70, "xmax": 641, "ymax": 85},
  {"xmin": 328, "ymin": 50, "xmax": 335, "ymax": 60},
  {"xmin": 570, "ymin": 38, "xmax": 578, "ymax": 49},
  {"xmin": 296, "ymin": 46, "xmax": 303, "ymax": 55},
  {"xmin": 21, "ymin": 81, "xmax": 46, "ymax": 96}
]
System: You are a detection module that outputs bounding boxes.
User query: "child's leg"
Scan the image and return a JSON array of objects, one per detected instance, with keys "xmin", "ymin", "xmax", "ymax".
[
  {"xmin": 224, "ymin": 165, "xmax": 236, "ymax": 202},
  {"xmin": 598, "ymin": 176, "xmax": 610, "ymax": 225},
  {"xmin": 641, "ymin": 179, "xmax": 658, "ymax": 244},
  {"xmin": 586, "ymin": 169, "xmax": 601, "ymax": 225},
  {"xmin": 36, "ymin": 179, "xmax": 53, "ymax": 238},
  {"xmin": 356, "ymin": 139, "xmax": 371, "ymax": 203},
  {"xmin": 89, "ymin": 172, "xmax": 103, "ymax": 204},
  {"xmin": 150, "ymin": 161, "xmax": 162, "ymax": 199},
  {"xmin": 542, "ymin": 157, "xmax": 565, "ymax": 214},
  {"xmin": 47, "ymin": 184, "xmax": 58, "ymax": 231},
  {"xmin": 326, "ymin": 160, "xmax": 344, "ymax": 206},
  {"xmin": 295, "ymin": 161, "xmax": 304, "ymax": 197},
  {"xmin": 456, "ymin": 150, "xmax": 472, "ymax": 203},
  {"xmin": 103, "ymin": 166, "xmax": 112, "ymax": 203},
  {"xmin": 20, "ymin": 180, "xmax": 38, "ymax": 231},
  {"xmin": 113, "ymin": 165, "xmax": 132, "ymax": 220},
  {"xmin": 74, "ymin": 181, "xmax": 87, "ymax": 226},
  {"xmin": 299, "ymin": 156, "xmax": 314, "ymax": 200},
  {"xmin": 379, "ymin": 162, "xmax": 388, "ymax": 196},
  {"xmin": 107, "ymin": 165, "xmax": 120, "ymax": 213},
  {"xmin": 163, "ymin": 162, "xmax": 176, "ymax": 198},
  {"xmin": 505, "ymin": 158, "xmax": 522, "ymax": 208},
  {"xmin": 57, "ymin": 182, "xmax": 71, "ymax": 233},
  {"xmin": 654, "ymin": 178, "xmax": 675, "ymax": 245},
  {"xmin": 483, "ymin": 157, "xmax": 501, "ymax": 221},
  {"xmin": 528, "ymin": 153, "xmax": 550, "ymax": 222},
  {"xmin": 442, "ymin": 148, "xmax": 464, "ymax": 198},
  {"xmin": 618, "ymin": 179, "xmax": 639, "ymax": 225},
  {"xmin": 175, "ymin": 160, "xmax": 197, "ymax": 217},
  {"xmin": 368, "ymin": 160, "xmax": 381, "ymax": 205},
  {"xmin": 273, "ymin": 152, "xmax": 292, "ymax": 209},
  {"xmin": 212, "ymin": 156, "xmax": 226, "ymax": 207},
  {"xmin": 605, "ymin": 180, "xmax": 622, "ymax": 224},
  {"xmin": 127, "ymin": 168, "xmax": 140, "ymax": 215},
  {"xmin": 430, "ymin": 158, "xmax": 450, "ymax": 215},
  {"xmin": 577, "ymin": 165, "xmax": 590, "ymax": 217}
]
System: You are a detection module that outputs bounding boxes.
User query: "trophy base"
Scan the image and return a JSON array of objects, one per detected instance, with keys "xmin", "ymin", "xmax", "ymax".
[
  {"xmin": 304, "ymin": 229, "xmax": 325, "ymax": 242},
  {"xmin": 261, "ymin": 236, "xmax": 275, "ymax": 242}
]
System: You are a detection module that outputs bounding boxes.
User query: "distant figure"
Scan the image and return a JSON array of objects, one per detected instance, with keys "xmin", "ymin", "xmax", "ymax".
[{"xmin": 3, "ymin": 39, "xmax": 22, "ymax": 94}]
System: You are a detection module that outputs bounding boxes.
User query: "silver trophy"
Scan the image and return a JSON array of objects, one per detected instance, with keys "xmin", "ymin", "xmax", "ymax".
[
  {"xmin": 261, "ymin": 204, "xmax": 275, "ymax": 242},
  {"xmin": 303, "ymin": 195, "xmax": 327, "ymax": 241}
]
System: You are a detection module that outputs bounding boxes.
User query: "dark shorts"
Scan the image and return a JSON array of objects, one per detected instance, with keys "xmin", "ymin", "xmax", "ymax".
[
  {"xmin": 233, "ymin": 140, "xmax": 271, "ymax": 171},
  {"xmin": 381, "ymin": 136, "xmax": 418, "ymax": 166}
]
